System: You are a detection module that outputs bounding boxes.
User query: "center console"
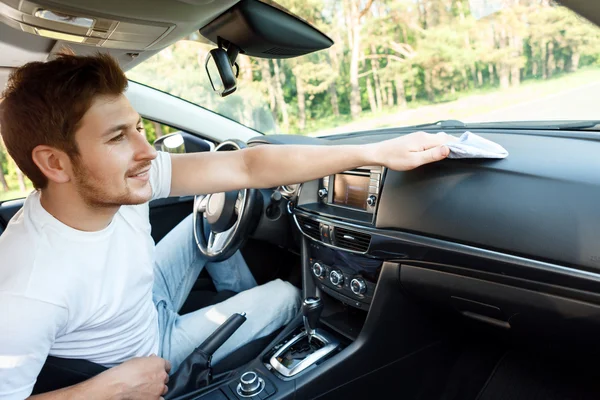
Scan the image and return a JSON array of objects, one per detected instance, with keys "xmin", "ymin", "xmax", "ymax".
[
  {"xmin": 181, "ymin": 167, "xmax": 417, "ymax": 400},
  {"xmin": 291, "ymin": 165, "xmax": 386, "ymax": 317}
]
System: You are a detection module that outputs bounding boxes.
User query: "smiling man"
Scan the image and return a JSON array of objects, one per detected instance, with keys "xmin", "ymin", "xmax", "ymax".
[{"xmin": 0, "ymin": 53, "xmax": 453, "ymax": 400}]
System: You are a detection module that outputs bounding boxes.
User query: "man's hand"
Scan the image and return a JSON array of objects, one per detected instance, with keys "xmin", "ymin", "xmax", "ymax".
[
  {"xmin": 98, "ymin": 355, "xmax": 171, "ymax": 400},
  {"xmin": 368, "ymin": 131, "xmax": 456, "ymax": 171}
]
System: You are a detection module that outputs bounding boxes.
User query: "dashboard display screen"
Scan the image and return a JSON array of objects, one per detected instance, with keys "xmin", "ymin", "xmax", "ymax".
[{"xmin": 333, "ymin": 173, "xmax": 370, "ymax": 210}]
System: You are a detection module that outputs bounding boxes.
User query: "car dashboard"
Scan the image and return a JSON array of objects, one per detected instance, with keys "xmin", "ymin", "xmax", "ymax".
[{"xmin": 250, "ymin": 127, "xmax": 600, "ymax": 343}]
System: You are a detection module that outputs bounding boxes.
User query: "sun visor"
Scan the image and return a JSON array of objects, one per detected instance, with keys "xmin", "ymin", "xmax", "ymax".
[{"xmin": 0, "ymin": 1, "xmax": 175, "ymax": 50}]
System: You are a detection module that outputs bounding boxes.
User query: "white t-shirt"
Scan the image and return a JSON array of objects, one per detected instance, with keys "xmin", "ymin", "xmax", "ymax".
[{"xmin": 0, "ymin": 151, "xmax": 172, "ymax": 400}]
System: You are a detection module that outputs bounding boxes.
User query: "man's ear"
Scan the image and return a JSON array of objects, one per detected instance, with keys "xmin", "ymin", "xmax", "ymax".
[{"xmin": 31, "ymin": 145, "xmax": 72, "ymax": 184}]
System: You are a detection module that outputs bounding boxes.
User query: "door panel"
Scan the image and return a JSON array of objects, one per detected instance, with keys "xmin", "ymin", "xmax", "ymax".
[
  {"xmin": 0, "ymin": 198, "xmax": 25, "ymax": 233},
  {"xmin": 149, "ymin": 196, "xmax": 194, "ymax": 244}
]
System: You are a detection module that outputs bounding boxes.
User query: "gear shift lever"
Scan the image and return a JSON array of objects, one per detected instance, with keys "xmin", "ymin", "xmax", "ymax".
[
  {"xmin": 270, "ymin": 296, "xmax": 338, "ymax": 377},
  {"xmin": 302, "ymin": 297, "xmax": 323, "ymax": 340}
]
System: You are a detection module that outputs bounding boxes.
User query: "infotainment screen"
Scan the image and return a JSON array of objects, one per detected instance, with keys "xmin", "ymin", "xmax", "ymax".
[{"xmin": 333, "ymin": 173, "xmax": 370, "ymax": 211}]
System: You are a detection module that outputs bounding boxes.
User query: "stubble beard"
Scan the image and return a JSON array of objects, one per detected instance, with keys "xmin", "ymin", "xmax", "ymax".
[{"xmin": 72, "ymin": 158, "xmax": 152, "ymax": 209}]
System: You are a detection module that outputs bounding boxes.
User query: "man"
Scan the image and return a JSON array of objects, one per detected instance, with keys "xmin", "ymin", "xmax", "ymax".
[{"xmin": 0, "ymin": 53, "xmax": 453, "ymax": 400}]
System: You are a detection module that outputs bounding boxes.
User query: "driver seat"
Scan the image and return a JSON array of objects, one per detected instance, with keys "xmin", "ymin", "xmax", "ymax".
[{"xmin": 31, "ymin": 289, "xmax": 279, "ymax": 395}]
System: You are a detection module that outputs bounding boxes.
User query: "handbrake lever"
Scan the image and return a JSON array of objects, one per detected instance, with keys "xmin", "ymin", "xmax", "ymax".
[
  {"xmin": 198, "ymin": 312, "xmax": 247, "ymax": 356},
  {"xmin": 165, "ymin": 312, "xmax": 247, "ymax": 399}
]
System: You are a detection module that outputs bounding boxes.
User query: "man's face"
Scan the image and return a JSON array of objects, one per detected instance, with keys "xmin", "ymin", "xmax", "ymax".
[{"xmin": 71, "ymin": 94, "xmax": 157, "ymax": 208}]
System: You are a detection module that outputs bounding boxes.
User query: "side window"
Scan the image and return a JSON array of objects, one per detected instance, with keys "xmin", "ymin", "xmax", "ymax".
[
  {"xmin": 141, "ymin": 118, "xmax": 178, "ymax": 145},
  {"xmin": 0, "ymin": 136, "xmax": 34, "ymax": 202}
]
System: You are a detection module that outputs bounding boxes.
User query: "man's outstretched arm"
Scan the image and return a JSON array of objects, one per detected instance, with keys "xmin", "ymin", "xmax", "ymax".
[{"xmin": 169, "ymin": 131, "xmax": 455, "ymax": 197}]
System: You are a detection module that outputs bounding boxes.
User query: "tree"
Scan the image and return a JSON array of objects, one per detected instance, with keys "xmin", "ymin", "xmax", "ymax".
[
  {"xmin": 127, "ymin": 0, "xmax": 600, "ymax": 136},
  {"xmin": 345, "ymin": 0, "xmax": 375, "ymax": 119},
  {"xmin": 0, "ymin": 136, "xmax": 10, "ymax": 192}
]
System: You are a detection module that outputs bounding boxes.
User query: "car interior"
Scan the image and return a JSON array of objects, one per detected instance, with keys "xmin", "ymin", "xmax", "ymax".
[{"xmin": 3, "ymin": 0, "xmax": 600, "ymax": 399}]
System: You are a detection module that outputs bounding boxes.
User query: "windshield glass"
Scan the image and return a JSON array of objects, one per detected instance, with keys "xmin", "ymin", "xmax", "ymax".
[{"xmin": 127, "ymin": 0, "xmax": 600, "ymax": 136}]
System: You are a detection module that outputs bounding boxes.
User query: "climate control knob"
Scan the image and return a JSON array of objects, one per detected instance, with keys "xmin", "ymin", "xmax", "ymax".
[
  {"xmin": 350, "ymin": 278, "xmax": 367, "ymax": 296},
  {"xmin": 312, "ymin": 262, "xmax": 326, "ymax": 278},
  {"xmin": 329, "ymin": 270, "xmax": 344, "ymax": 286}
]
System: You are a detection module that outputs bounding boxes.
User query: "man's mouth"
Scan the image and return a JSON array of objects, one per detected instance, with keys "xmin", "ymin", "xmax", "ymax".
[{"xmin": 128, "ymin": 168, "xmax": 150, "ymax": 181}]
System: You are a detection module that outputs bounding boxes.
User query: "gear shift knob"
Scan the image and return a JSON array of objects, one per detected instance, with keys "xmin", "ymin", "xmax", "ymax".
[{"xmin": 302, "ymin": 297, "xmax": 323, "ymax": 338}]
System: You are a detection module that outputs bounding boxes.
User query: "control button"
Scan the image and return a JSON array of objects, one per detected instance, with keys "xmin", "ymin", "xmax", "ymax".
[
  {"xmin": 329, "ymin": 270, "xmax": 344, "ymax": 286},
  {"xmin": 258, "ymin": 390, "xmax": 269, "ymax": 399},
  {"xmin": 237, "ymin": 371, "xmax": 265, "ymax": 397},
  {"xmin": 368, "ymin": 185, "xmax": 378, "ymax": 193},
  {"xmin": 264, "ymin": 380, "xmax": 276, "ymax": 396},
  {"xmin": 350, "ymin": 278, "xmax": 367, "ymax": 296},
  {"xmin": 366, "ymin": 195, "xmax": 377, "ymax": 207},
  {"xmin": 312, "ymin": 262, "xmax": 326, "ymax": 278},
  {"xmin": 369, "ymin": 178, "xmax": 380, "ymax": 187},
  {"xmin": 318, "ymin": 188, "xmax": 328, "ymax": 198}
]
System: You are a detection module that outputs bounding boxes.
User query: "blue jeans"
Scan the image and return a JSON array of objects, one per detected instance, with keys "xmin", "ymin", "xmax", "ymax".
[{"xmin": 152, "ymin": 214, "xmax": 301, "ymax": 373}]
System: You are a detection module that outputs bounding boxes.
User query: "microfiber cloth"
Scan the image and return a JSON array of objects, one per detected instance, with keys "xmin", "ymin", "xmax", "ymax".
[{"xmin": 445, "ymin": 131, "xmax": 508, "ymax": 159}]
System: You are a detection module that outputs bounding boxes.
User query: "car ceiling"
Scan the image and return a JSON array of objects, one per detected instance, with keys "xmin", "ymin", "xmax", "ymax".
[
  {"xmin": 0, "ymin": 0, "xmax": 599, "ymax": 94},
  {"xmin": 0, "ymin": 0, "xmax": 240, "ymax": 91}
]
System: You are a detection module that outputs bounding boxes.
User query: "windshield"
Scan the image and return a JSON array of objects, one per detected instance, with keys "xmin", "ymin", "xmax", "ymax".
[{"xmin": 127, "ymin": 0, "xmax": 600, "ymax": 136}]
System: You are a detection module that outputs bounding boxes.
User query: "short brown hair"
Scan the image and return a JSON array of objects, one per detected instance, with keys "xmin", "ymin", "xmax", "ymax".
[{"xmin": 0, "ymin": 53, "xmax": 128, "ymax": 189}]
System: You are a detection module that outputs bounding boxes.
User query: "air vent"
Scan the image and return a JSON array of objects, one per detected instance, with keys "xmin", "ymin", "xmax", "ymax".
[
  {"xmin": 296, "ymin": 215, "xmax": 321, "ymax": 241},
  {"xmin": 334, "ymin": 227, "xmax": 371, "ymax": 253}
]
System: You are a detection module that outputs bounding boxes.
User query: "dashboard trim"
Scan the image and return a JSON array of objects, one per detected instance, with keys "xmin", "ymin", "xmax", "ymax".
[{"xmin": 293, "ymin": 209, "xmax": 600, "ymax": 285}]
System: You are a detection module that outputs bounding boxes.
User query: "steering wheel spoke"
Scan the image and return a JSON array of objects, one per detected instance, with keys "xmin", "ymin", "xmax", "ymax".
[
  {"xmin": 195, "ymin": 195, "xmax": 209, "ymax": 214},
  {"xmin": 207, "ymin": 226, "xmax": 236, "ymax": 253},
  {"xmin": 234, "ymin": 191, "xmax": 243, "ymax": 215}
]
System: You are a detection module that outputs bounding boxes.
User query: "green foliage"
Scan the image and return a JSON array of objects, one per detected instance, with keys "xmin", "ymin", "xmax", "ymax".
[{"xmin": 126, "ymin": 0, "xmax": 600, "ymax": 136}]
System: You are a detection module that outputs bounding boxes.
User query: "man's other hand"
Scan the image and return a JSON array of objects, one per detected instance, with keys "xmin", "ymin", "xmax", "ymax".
[
  {"xmin": 369, "ymin": 131, "xmax": 457, "ymax": 171},
  {"xmin": 100, "ymin": 355, "xmax": 171, "ymax": 400}
]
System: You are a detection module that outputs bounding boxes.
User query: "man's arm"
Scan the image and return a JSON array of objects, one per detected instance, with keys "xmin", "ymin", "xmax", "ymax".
[{"xmin": 169, "ymin": 131, "xmax": 454, "ymax": 197}]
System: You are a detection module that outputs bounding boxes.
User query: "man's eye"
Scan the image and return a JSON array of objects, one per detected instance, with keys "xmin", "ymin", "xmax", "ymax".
[
  {"xmin": 110, "ymin": 133, "xmax": 125, "ymax": 142},
  {"xmin": 136, "ymin": 126, "xmax": 144, "ymax": 133}
]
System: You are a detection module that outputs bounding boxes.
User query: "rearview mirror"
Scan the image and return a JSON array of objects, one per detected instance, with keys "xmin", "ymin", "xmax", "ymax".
[{"xmin": 205, "ymin": 48, "xmax": 239, "ymax": 97}]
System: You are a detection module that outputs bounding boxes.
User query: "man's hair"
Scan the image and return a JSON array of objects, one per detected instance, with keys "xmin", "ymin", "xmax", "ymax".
[{"xmin": 0, "ymin": 52, "xmax": 128, "ymax": 189}]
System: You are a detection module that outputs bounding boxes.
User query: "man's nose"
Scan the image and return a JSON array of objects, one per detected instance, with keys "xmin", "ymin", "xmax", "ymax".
[{"xmin": 133, "ymin": 131, "xmax": 158, "ymax": 161}]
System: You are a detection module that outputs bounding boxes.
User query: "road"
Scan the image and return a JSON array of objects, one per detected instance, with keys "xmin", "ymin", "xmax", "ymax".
[
  {"xmin": 312, "ymin": 80, "xmax": 600, "ymax": 136},
  {"xmin": 464, "ymin": 81, "xmax": 600, "ymax": 123}
]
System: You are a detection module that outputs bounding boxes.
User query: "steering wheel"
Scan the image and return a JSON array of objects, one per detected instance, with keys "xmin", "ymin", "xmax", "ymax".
[{"xmin": 193, "ymin": 140, "xmax": 261, "ymax": 262}]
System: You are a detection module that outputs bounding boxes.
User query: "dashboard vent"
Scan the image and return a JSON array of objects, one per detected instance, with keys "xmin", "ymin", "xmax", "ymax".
[
  {"xmin": 334, "ymin": 227, "xmax": 371, "ymax": 253},
  {"xmin": 296, "ymin": 215, "xmax": 321, "ymax": 241}
]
